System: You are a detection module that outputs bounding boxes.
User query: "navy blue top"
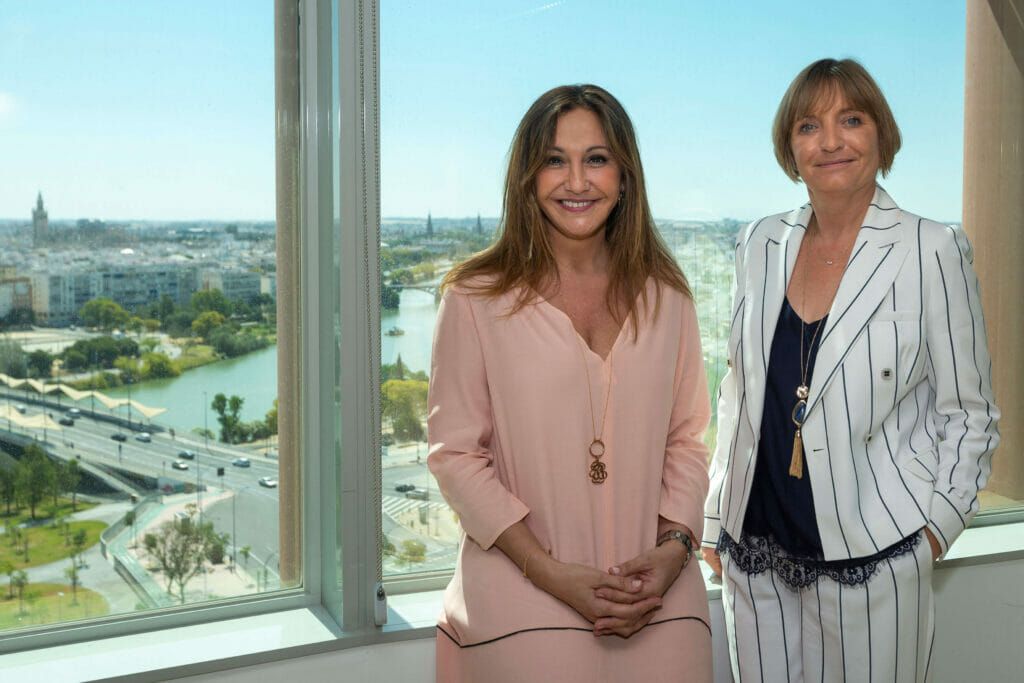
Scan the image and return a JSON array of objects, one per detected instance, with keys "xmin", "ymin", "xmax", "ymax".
[{"xmin": 742, "ymin": 297, "xmax": 826, "ymax": 557}]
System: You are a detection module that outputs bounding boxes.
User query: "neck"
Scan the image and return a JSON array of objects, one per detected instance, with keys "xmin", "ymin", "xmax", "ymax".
[
  {"xmin": 548, "ymin": 229, "xmax": 610, "ymax": 278},
  {"xmin": 807, "ymin": 182, "xmax": 875, "ymax": 241}
]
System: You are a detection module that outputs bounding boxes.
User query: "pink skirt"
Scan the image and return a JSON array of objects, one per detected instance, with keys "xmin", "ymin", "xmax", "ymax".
[{"xmin": 436, "ymin": 616, "xmax": 712, "ymax": 683}]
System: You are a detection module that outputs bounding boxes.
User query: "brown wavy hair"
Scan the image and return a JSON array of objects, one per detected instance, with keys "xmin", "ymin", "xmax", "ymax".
[{"xmin": 441, "ymin": 84, "xmax": 690, "ymax": 332}]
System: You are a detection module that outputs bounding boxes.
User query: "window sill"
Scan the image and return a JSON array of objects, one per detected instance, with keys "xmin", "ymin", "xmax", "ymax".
[{"xmin": 5, "ymin": 522, "xmax": 1023, "ymax": 682}]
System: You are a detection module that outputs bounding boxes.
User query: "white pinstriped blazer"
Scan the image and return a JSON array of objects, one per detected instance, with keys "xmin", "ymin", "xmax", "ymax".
[{"xmin": 703, "ymin": 186, "xmax": 1000, "ymax": 561}]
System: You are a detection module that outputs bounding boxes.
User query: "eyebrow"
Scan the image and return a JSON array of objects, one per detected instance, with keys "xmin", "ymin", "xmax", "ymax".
[
  {"xmin": 546, "ymin": 145, "xmax": 611, "ymax": 153},
  {"xmin": 798, "ymin": 108, "xmax": 866, "ymax": 119}
]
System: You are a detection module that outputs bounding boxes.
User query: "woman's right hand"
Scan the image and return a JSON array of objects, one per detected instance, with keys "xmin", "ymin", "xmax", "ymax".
[
  {"xmin": 701, "ymin": 547, "xmax": 722, "ymax": 577},
  {"xmin": 530, "ymin": 554, "xmax": 662, "ymax": 626}
]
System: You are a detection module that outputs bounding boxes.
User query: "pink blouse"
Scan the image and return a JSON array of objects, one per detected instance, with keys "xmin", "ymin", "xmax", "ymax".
[{"xmin": 428, "ymin": 279, "xmax": 711, "ymax": 646}]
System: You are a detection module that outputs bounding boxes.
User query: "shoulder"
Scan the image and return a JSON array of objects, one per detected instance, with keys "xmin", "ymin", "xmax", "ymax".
[
  {"xmin": 736, "ymin": 203, "xmax": 810, "ymax": 252},
  {"xmin": 900, "ymin": 210, "xmax": 974, "ymax": 264}
]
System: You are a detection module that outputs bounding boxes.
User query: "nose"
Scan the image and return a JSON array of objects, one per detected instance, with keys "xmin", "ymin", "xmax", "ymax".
[
  {"xmin": 566, "ymin": 160, "xmax": 589, "ymax": 193},
  {"xmin": 820, "ymin": 122, "xmax": 843, "ymax": 152}
]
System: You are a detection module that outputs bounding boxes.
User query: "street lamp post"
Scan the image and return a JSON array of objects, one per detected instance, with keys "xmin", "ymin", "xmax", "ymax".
[{"xmin": 202, "ymin": 391, "xmax": 209, "ymax": 453}]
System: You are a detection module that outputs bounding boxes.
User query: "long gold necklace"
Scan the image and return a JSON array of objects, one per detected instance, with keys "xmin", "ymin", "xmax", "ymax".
[
  {"xmin": 790, "ymin": 230, "xmax": 835, "ymax": 479},
  {"xmin": 575, "ymin": 337, "xmax": 613, "ymax": 484}
]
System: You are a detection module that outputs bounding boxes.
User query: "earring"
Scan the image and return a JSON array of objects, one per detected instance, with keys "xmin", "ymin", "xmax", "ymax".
[{"xmin": 618, "ymin": 190, "xmax": 625, "ymax": 204}]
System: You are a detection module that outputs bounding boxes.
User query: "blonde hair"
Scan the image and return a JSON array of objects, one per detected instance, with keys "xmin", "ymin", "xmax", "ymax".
[
  {"xmin": 773, "ymin": 58, "xmax": 902, "ymax": 182},
  {"xmin": 442, "ymin": 84, "xmax": 689, "ymax": 331}
]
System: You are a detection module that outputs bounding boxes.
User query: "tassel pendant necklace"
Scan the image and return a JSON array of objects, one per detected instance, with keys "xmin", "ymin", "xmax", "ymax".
[
  {"xmin": 790, "ymin": 233, "xmax": 830, "ymax": 479},
  {"xmin": 576, "ymin": 337, "xmax": 613, "ymax": 484}
]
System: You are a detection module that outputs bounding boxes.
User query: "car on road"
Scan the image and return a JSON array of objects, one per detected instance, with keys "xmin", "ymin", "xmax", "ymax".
[
  {"xmin": 232, "ymin": 457, "xmax": 251, "ymax": 468},
  {"xmin": 404, "ymin": 488, "xmax": 429, "ymax": 501},
  {"xmin": 110, "ymin": 433, "xmax": 127, "ymax": 442},
  {"xmin": 177, "ymin": 450, "xmax": 196, "ymax": 460},
  {"xmin": 135, "ymin": 432, "xmax": 152, "ymax": 443},
  {"xmin": 394, "ymin": 483, "xmax": 415, "ymax": 493},
  {"xmin": 67, "ymin": 408, "xmax": 82, "ymax": 418},
  {"xmin": 258, "ymin": 477, "xmax": 278, "ymax": 488},
  {"xmin": 171, "ymin": 460, "xmax": 189, "ymax": 471},
  {"xmin": 14, "ymin": 404, "xmax": 26, "ymax": 414},
  {"xmin": 58, "ymin": 417, "xmax": 75, "ymax": 427}
]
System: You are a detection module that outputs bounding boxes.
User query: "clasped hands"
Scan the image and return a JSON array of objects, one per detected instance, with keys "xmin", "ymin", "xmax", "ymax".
[{"xmin": 533, "ymin": 541, "xmax": 689, "ymax": 639}]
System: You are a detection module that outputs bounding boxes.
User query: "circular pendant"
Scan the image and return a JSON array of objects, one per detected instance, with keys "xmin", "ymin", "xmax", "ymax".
[
  {"xmin": 796, "ymin": 385, "xmax": 809, "ymax": 400},
  {"xmin": 589, "ymin": 439, "xmax": 606, "ymax": 459},
  {"xmin": 589, "ymin": 460, "xmax": 608, "ymax": 484},
  {"xmin": 791, "ymin": 399, "xmax": 807, "ymax": 426}
]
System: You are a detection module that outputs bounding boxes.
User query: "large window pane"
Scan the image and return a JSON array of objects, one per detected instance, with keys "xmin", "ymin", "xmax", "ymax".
[
  {"xmin": 0, "ymin": 0, "xmax": 297, "ymax": 633},
  {"xmin": 379, "ymin": 0, "xmax": 1010, "ymax": 579}
]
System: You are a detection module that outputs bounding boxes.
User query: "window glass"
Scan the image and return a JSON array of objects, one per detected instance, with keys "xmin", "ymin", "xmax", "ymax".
[
  {"xmin": 0, "ymin": 0, "xmax": 294, "ymax": 633},
  {"xmin": 380, "ymin": 0, "xmax": 1018, "ymax": 579}
]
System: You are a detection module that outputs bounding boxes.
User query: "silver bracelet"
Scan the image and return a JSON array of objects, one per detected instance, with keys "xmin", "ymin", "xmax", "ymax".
[{"xmin": 656, "ymin": 529, "xmax": 694, "ymax": 566}]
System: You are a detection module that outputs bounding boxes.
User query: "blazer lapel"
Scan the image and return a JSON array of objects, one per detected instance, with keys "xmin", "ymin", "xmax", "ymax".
[
  {"xmin": 742, "ymin": 203, "xmax": 811, "ymax": 433},
  {"xmin": 805, "ymin": 186, "xmax": 910, "ymax": 418}
]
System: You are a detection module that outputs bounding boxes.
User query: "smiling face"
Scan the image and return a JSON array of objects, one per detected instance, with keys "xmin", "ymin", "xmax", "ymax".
[
  {"xmin": 534, "ymin": 108, "xmax": 622, "ymax": 244},
  {"xmin": 790, "ymin": 89, "xmax": 881, "ymax": 198}
]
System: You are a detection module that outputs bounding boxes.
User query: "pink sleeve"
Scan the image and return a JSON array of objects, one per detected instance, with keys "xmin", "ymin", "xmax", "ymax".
[
  {"xmin": 427, "ymin": 289, "xmax": 530, "ymax": 550},
  {"xmin": 659, "ymin": 297, "xmax": 712, "ymax": 542}
]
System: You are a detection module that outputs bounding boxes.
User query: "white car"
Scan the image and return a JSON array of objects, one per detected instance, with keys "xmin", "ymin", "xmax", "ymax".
[
  {"xmin": 232, "ymin": 457, "xmax": 251, "ymax": 468},
  {"xmin": 171, "ymin": 460, "xmax": 189, "ymax": 471},
  {"xmin": 258, "ymin": 477, "xmax": 278, "ymax": 488},
  {"xmin": 135, "ymin": 432, "xmax": 152, "ymax": 443}
]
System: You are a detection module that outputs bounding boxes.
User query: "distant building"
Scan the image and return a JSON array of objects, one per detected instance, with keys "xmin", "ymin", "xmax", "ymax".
[
  {"xmin": 426, "ymin": 212, "xmax": 434, "ymax": 238},
  {"xmin": 0, "ymin": 277, "xmax": 33, "ymax": 321},
  {"xmin": 31, "ymin": 265, "xmax": 199, "ymax": 326},
  {"xmin": 31, "ymin": 192, "xmax": 49, "ymax": 246},
  {"xmin": 201, "ymin": 269, "xmax": 261, "ymax": 303},
  {"xmin": 260, "ymin": 273, "xmax": 277, "ymax": 300},
  {"xmin": 475, "ymin": 213, "xmax": 483, "ymax": 235}
]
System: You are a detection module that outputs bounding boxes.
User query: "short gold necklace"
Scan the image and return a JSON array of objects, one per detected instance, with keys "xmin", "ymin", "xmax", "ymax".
[{"xmin": 575, "ymin": 337, "xmax": 613, "ymax": 484}]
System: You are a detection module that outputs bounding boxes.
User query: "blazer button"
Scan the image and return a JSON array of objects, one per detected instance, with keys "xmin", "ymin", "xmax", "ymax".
[{"xmin": 882, "ymin": 368, "xmax": 893, "ymax": 380}]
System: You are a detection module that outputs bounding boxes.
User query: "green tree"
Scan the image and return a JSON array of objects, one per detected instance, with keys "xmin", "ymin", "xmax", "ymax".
[
  {"xmin": 11, "ymin": 570, "xmax": 27, "ymax": 614},
  {"xmin": 0, "ymin": 560, "xmax": 14, "ymax": 598},
  {"xmin": 211, "ymin": 393, "xmax": 245, "ymax": 444},
  {"xmin": 141, "ymin": 352, "xmax": 180, "ymax": 379},
  {"xmin": 381, "ymin": 283, "xmax": 400, "ymax": 310},
  {"xmin": 381, "ymin": 379, "xmax": 429, "ymax": 442},
  {"xmin": 65, "ymin": 562, "xmax": 81, "ymax": 605},
  {"xmin": 61, "ymin": 459, "xmax": 81, "ymax": 511},
  {"xmin": 397, "ymin": 539, "xmax": 427, "ymax": 568},
  {"xmin": 142, "ymin": 318, "xmax": 161, "ymax": 333},
  {"xmin": 71, "ymin": 528, "xmax": 88, "ymax": 567},
  {"xmin": 191, "ymin": 310, "xmax": 226, "ymax": 339},
  {"xmin": 0, "ymin": 339, "xmax": 28, "ymax": 378},
  {"xmin": 240, "ymin": 545, "xmax": 252, "ymax": 567},
  {"xmin": 79, "ymin": 298, "xmax": 130, "ymax": 331},
  {"xmin": 114, "ymin": 355, "xmax": 140, "ymax": 383},
  {"xmin": 191, "ymin": 289, "xmax": 231, "ymax": 316},
  {"xmin": 0, "ymin": 466, "xmax": 16, "ymax": 516},
  {"xmin": 27, "ymin": 349, "xmax": 53, "ymax": 378},
  {"xmin": 16, "ymin": 445, "xmax": 55, "ymax": 520},
  {"xmin": 142, "ymin": 504, "xmax": 213, "ymax": 604},
  {"xmin": 264, "ymin": 399, "xmax": 278, "ymax": 436}
]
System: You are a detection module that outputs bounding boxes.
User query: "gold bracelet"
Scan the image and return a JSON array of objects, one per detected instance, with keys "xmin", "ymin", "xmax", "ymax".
[{"xmin": 522, "ymin": 551, "xmax": 535, "ymax": 579}]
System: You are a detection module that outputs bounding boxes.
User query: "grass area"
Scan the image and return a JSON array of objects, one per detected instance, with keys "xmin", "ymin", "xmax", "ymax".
[
  {"xmin": 0, "ymin": 520, "xmax": 106, "ymax": 570},
  {"xmin": 0, "ymin": 499, "xmax": 97, "ymax": 526},
  {"xmin": 176, "ymin": 343, "xmax": 219, "ymax": 371},
  {"xmin": 0, "ymin": 582, "xmax": 108, "ymax": 629}
]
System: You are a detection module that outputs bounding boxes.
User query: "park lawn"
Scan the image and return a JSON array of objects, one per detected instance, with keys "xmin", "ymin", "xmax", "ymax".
[
  {"xmin": 0, "ymin": 582, "xmax": 108, "ymax": 629},
  {"xmin": 0, "ymin": 520, "xmax": 106, "ymax": 570},
  {"xmin": 2, "ymin": 498, "xmax": 98, "ymax": 526},
  {"xmin": 176, "ymin": 343, "xmax": 219, "ymax": 371}
]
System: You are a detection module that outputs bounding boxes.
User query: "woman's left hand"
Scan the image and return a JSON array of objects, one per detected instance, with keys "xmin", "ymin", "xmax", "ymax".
[{"xmin": 591, "ymin": 542, "xmax": 689, "ymax": 637}]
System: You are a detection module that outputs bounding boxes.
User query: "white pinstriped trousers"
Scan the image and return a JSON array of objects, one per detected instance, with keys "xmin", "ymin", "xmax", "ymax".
[{"xmin": 721, "ymin": 534, "xmax": 935, "ymax": 682}]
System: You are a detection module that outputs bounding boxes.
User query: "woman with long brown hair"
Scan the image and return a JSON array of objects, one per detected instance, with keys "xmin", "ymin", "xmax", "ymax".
[{"xmin": 428, "ymin": 84, "xmax": 713, "ymax": 681}]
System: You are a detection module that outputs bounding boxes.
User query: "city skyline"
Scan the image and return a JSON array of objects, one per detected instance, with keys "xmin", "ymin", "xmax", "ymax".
[{"xmin": 2, "ymin": 1, "xmax": 966, "ymax": 222}]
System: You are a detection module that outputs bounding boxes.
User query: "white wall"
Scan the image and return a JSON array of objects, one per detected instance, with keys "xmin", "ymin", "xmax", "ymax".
[{"xmin": 178, "ymin": 558, "xmax": 1024, "ymax": 683}]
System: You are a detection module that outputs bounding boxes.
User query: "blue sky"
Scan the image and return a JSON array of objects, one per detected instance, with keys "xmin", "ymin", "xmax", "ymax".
[{"xmin": 1, "ymin": 1, "xmax": 965, "ymax": 222}]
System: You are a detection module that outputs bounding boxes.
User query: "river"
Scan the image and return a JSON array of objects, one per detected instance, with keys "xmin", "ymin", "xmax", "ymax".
[{"xmin": 105, "ymin": 288, "xmax": 439, "ymax": 435}]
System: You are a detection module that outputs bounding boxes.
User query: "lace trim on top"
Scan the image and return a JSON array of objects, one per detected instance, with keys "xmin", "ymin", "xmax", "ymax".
[{"xmin": 718, "ymin": 531, "xmax": 921, "ymax": 590}]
